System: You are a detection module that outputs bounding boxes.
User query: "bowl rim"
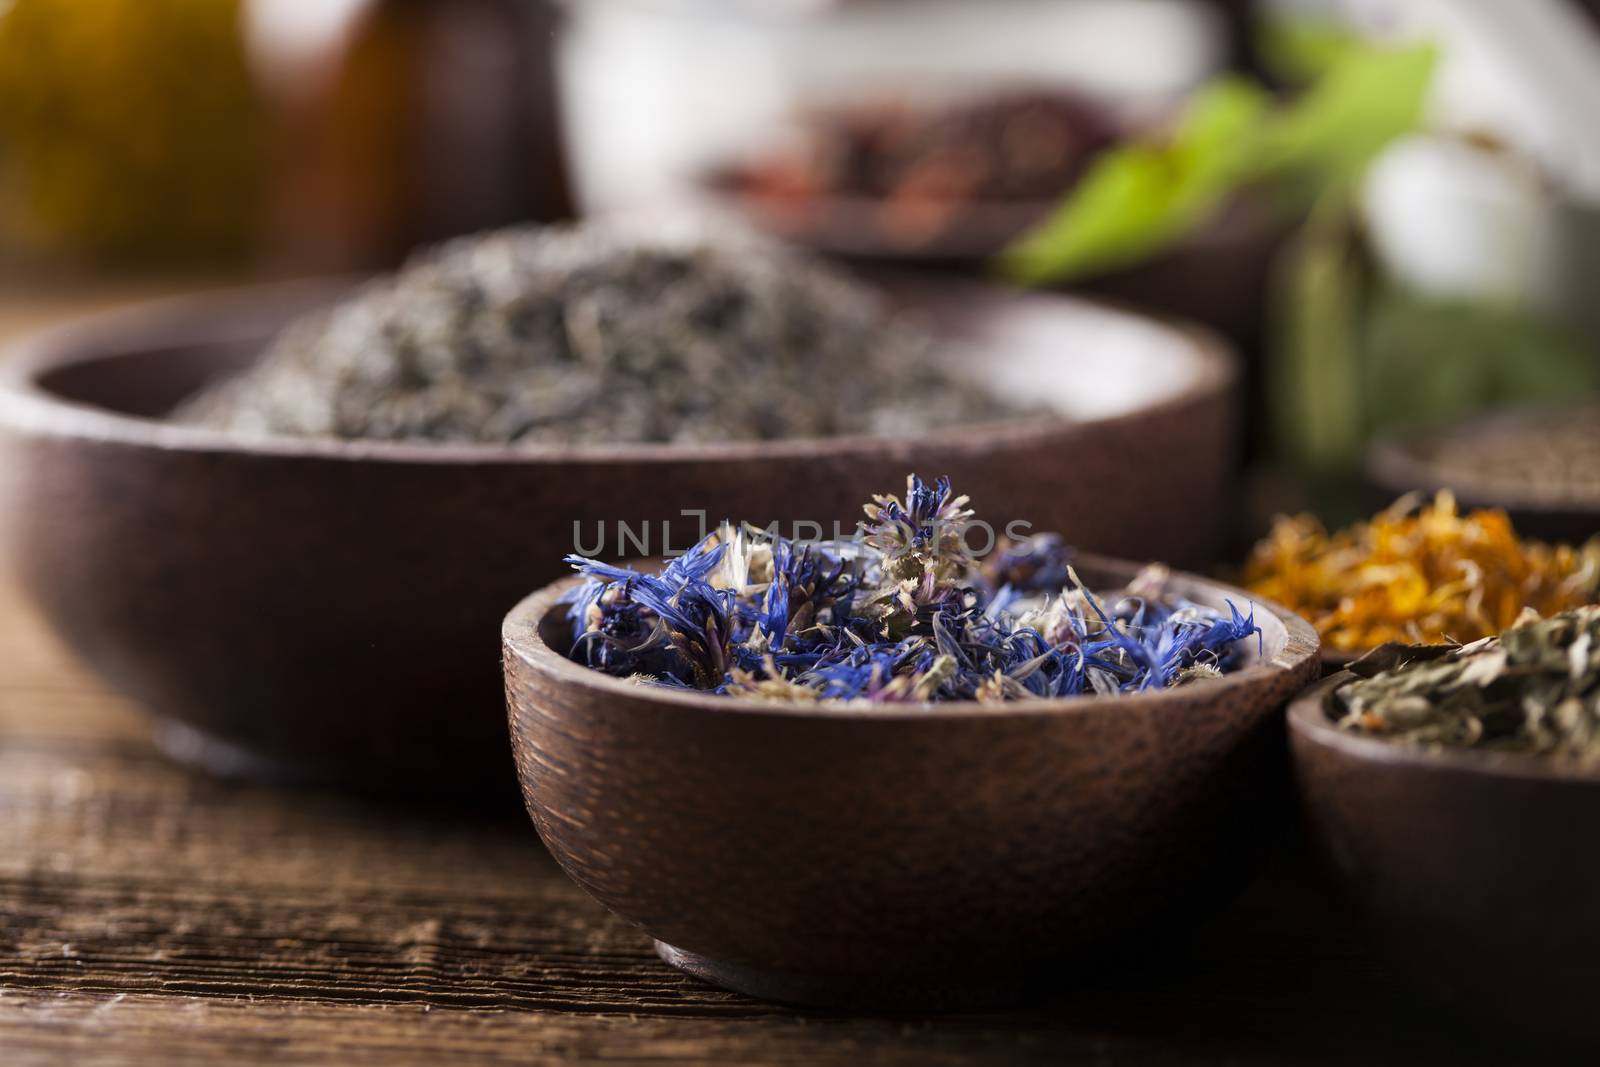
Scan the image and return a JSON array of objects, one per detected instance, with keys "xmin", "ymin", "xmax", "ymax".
[
  {"xmin": 0, "ymin": 275, "xmax": 1235, "ymax": 468},
  {"xmin": 1289, "ymin": 672, "xmax": 1600, "ymax": 786},
  {"xmin": 1366, "ymin": 404, "xmax": 1600, "ymax": 515},
  {"xmin": 503, "ymin": 550, "xmax": 1321, "ymax": 722}
]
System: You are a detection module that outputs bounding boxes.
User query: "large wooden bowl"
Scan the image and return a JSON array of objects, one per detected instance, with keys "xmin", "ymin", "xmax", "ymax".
[
  {"xmin": 1290, "ymin": 675, "xmax": 1600, "ymax": 1040},
  {"xmin": 504, "ymin": 556, "xmax": 1319, "ymax": 1008},
  {"xmin": 0, "ymin": 279, "xmax": 1235, "ymax": 791}
]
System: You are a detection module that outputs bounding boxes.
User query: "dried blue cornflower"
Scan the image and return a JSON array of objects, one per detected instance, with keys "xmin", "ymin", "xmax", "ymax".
[
  {"xmin": 980, "ymin": 532, "xmax": 1075, "ymax": 596},
  {"xmin": 857, "ymin": 475, "xmax": 978, "ymax": 636},
  {"xmin": 559, "ymin": 474, "xmax": 1260, "ymax": 705}
]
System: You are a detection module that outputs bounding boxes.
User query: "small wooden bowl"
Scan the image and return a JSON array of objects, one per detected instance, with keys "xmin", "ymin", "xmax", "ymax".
[
  {"xmin": 1367, "ymin": 409, "xmax": 1600, "ymax": 545},
  {"xmin": 0, "ymin": 278, "xmax": 1235, "ymax": 791},
  {"xmin": 504, "ymin": 556, "xmax": 1319, "ymax": 1008},
  {"xmin": 1290, "ymin": 675, "xmax": 1600, "ymax": 1040}
]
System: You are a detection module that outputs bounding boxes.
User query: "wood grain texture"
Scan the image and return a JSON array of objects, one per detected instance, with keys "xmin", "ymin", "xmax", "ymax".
[{"xmin": 0, "ymin": 578, "xmax": 1582, "ymax": 1066}]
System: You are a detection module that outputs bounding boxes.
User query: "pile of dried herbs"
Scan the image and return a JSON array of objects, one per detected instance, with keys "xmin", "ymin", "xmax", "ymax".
[
  {"xmin": 560, "ymin": 475, "xmax": 1261, "ymax": 704},
  {"xmin": 1328, "ymin": 606, "xmax": 1600, "ymax": 763},
  {"xmin": 1246, "ymin": 492, "xmax": 1600, "ymax": 654},
  {"xmin": 723, "ymin": 90, "xmax": 1115, "ymax": 245},
  {"xmin": 179, "ymin": 223, "xmax": 1018, "ymax": 445},
  {"xmin": 1417, "ymin": 404, "xmax": 1600, "ymax": 504}
]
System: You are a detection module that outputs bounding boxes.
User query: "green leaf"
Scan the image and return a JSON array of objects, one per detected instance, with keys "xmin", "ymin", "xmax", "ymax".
[
  {"xmin": 1256, "ymin": 17, "xmax": 1365, "ymax": 84},
  {"xmin": 1256, "ymin": 41, "xmax": 1438, "ymax": 195},
  {"xmin": 998, "ymin": 38, "xmax": 1437, "ymax": 286},
  {"xmin": 997, "ymin": 77, "xmax": 1269, "ymax": 285}
]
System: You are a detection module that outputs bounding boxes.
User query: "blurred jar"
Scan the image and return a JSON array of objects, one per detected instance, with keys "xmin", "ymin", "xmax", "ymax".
[
  {"xmin": 247, "ymin": 0, "xmax": 571, "ymax": 272},
  {"xmin": 557, "ymin": 0, "xmax": 1228, "ymax": 214},
  {"xmin": 0, "ymin": 0, "xmax": 569, "ymax": 277},
  {"xmin": 0, "ymin": 0, "xmax": 264, "ymax": 269}
]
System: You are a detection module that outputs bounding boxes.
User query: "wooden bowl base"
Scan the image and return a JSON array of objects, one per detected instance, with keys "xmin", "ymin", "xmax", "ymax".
[{"xmin": 654, "ymin": 940, "xmax": 1037, "ymax": 1012}]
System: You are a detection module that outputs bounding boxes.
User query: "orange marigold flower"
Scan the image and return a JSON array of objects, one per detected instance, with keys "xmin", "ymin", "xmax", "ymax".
[{"xmin": 1244, "ymin": 493, "xmax": 1600, "ymax": 653}]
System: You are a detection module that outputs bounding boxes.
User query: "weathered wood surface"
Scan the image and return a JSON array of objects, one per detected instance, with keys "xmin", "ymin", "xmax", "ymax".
[{"xmin": 0, "ymin": 578, "xmax": 1575, "ymax": 1066}]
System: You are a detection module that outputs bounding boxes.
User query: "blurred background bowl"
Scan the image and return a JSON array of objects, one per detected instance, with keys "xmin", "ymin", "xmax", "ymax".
[
  {"xmin": 559, "ymin": 0, "xmax": 1288, "ymax": 442},
  {"xmin": 505, "ymin": 554, "xmax": 1319, "ymax": 1009},
  {"xmin": 1290, "ymin": 674, "xmax": 1600, "ymax": 1042},
  {"xmin": 703, "ymin": 181, "xmax": 1288, "ymax": 380},
  {"xmin": 1366, "ymin": 405, "xmax": 1600, "ymax": 545},
  {"xmin": 556, "ymin": 0, "xmax": 1224, "ymax": 219},
  {"xmin": 0, "ymin": 277, "xmax": 1237, "ymax": 792}
]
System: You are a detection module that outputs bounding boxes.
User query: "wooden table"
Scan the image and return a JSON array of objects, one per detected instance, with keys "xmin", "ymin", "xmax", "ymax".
[{"xmin": 0, "ymin": 576, "xmax": 1575, "ymax": 1066}]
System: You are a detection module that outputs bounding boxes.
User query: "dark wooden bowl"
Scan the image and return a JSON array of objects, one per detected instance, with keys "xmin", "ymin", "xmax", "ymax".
[
  {"xmin": 1290, "ymin": 675, "xmax": 1600, "ymax": 1041},
  {"xmin": 704, "ymin": 185, "xmax": 1069, "ymax": 263},
  {"xmin": 504, "ymin": 556, "xmax": 1320, "ymax": 1008},
  {"xmin": 1367, "ymin": 409, "xmax": 1600, "ymax": 545},
  {"xmin": 0, "ymin": 278, "xmax": 1235, "ymax": 792}
]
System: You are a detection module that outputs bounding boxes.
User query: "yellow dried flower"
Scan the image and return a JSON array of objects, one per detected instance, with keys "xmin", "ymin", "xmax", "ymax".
[{"xmin": 1245, "ymin": 492, "xmax": 1600, "ymax": 653}]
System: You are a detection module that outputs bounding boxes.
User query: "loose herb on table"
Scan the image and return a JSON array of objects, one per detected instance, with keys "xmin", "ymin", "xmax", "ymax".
[
  {"xmin": 1329, "ymin": 606, "xmax": 1600, "ymax": 763},
  {"xmin": 1246, "ymin": 492, "xmax": 1600, "ymax": 654},
  {"xmin": 560, "ymin": 475, "xmax": 1261, "ymax": 704}
]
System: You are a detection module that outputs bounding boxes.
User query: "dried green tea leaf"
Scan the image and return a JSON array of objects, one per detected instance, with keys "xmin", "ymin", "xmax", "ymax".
[
  {"xmin": 1413, "ymin": 404, "xmax": 1600, "ymax": 505},
  {"xmin": 178, "ymin": 223, "xmax": 1021, "ymax": 446},
  {"xmin": 1346, "ymin": 639, "xmax": 1458, "ymax": 678},
  {"xmin": 1328, "ymin": 605, "xmax": 1600, "ymax": 764}
]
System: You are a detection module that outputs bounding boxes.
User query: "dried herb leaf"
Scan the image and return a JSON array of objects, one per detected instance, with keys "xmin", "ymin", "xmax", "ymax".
[
  {"xmin": 179, "ymin": 223, "xmax": 1020, "ymax": 446},
  {"xmin": 1329, "ymin": 605, "xmax": 1600, "ymax": 764}
]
